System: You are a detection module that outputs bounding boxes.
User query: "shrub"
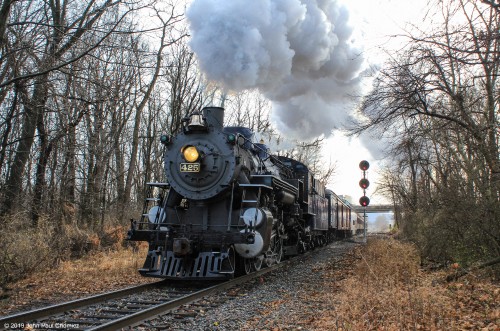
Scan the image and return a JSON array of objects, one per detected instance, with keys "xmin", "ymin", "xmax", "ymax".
[
  {"xmin": 0, "ymin": 214, "xmax": 131, "ymax": 289},
  {"xmin": 326, "ymin": 238, "xmax": 452, "ymax": 330}
]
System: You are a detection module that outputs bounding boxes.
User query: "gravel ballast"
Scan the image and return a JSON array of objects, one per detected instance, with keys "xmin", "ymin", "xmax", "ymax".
[{"xmin": 144, "ymin": 240, "xmax": 360, "ymax": 331}]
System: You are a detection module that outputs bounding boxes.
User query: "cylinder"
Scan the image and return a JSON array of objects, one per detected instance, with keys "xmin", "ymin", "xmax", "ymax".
[
  {"xmin": 234, "ymin": 231, "xmax": 264, "ymax": 258},
  {"xmin": 242, "ymin": 208, "xmax": 265, "ymax": 228}
]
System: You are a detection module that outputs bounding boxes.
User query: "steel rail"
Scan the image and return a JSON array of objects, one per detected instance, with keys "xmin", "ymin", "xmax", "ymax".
[
  {"xmin": 0, "ymin": 281, "xmax": 162, "ymax": 325},
  {"xmin": 0, "ymin": 245, "xmax": 326, "ymax": 330},
  {"xmin": 88, "ymin": 262, "xmax": 284, "ymax": 330}
]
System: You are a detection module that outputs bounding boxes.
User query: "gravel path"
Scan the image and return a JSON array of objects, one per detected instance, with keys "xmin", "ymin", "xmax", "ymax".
[{"xmin": 143, "ymin": 240, "xmax": 361, "ymax": 331}]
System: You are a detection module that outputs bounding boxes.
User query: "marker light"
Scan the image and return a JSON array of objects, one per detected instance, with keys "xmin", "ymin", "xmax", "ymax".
[
  {"xmin": 182, "ymin": 145, "xmax": 199, "ymax": 162},
  {"xmin": 160, "ymin": 135, "xmax": 170, "ymax": 145},
  {"xmin": 227, "ymin": 134, "xmax": 236, "ymax": 144}
]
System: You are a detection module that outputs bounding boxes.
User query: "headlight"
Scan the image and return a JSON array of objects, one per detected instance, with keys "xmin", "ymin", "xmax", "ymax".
[{"xmin": 182, "ymin": 145, "xmax": 199, "ymax": 162}]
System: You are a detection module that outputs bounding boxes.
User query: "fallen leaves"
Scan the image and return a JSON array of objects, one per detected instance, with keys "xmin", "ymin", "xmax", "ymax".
[
  {"xmin": 241, "ymin": 238, "xmax": 499, "ymax": 331},
  {"xmin": 311, "ymin": 239, "xmax": 500, "ymax": 330},
  {"xmin": 0, "ymin": 245, "xmax": 155, "ymax": 315},
  {"xmin": 1, "ymin": 238, "xmax": 498, "ymax": 331}
]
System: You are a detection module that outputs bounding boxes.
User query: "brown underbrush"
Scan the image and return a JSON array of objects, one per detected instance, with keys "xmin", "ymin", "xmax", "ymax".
[
  {"xmin": 1, "ymin": 235, "xmax": 498, "ymax": 330},
  {"xmin": 0, "ymin": 241, "xmax": 152, "ymax": 315},
  {"xmin": 0, "ymin": 214, "xmax": 135, "ymax": 289},
  {"xmin": 313, "ymin": 238, "xmax": 500, "ymax": 330}
]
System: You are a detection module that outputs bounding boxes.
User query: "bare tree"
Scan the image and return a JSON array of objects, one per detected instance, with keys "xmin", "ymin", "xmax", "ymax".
[
  {"xmin": 1, "ymin": 0, "xmax": 136, "ymax": 219},
  {"xmin": 0, "ymin": 0, "xmax": 16, "ymax": 47},
  {"xmin": 278, "ymin": 137, "xmax": 336, "ymax": 184},
  {"xmin": 120, "ymin": 6, "xmax": 187, "ymax": 218},
  {"xmin": 356, "ymin": 0, "xmax": 499, "ymax": 263},
  {"xmin": 165, "ymin": 41, "xmax": 204, "ymax": 134}
]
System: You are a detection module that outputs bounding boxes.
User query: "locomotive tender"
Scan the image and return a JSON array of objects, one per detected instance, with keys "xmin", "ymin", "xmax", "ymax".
[{"xmin": 127, "ymin": 106, "xmax": 361, "ymax": 280}]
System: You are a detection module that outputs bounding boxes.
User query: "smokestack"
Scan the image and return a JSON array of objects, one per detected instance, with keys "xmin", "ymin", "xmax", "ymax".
[{"xmin": 202, "ymin": 106, "xmax": 224, "ymax": 129}]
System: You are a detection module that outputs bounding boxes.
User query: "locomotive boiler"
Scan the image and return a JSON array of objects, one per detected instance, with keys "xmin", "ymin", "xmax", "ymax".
[{"xmin": 127, "ymin": 106, "xmax": 359, "ymax": 279}]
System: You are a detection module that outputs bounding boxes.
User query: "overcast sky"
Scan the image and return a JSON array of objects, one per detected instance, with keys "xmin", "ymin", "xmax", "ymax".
[{"xmin": 324, "ymin": 0, "xmax": 428, "ymax": 206}]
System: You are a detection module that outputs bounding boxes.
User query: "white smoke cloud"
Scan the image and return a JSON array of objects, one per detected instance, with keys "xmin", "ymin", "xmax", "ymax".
[{"xmin": 187, "ymin": 0, "xmax": 367, "ymax": 140}]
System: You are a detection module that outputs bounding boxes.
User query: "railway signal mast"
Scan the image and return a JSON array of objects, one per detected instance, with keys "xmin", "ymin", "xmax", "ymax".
[{"xmin": 359, "ymin": 160, "xmax": 370, "ymax": 243}]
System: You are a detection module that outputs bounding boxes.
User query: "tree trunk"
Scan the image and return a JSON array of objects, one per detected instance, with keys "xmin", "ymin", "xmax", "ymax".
[
  {"xmin": 3, "ymin": 78, "xmax": 48, "ymax": 216},
  {"xmin": 0, "ymin": 86, "xmax": 18, "ymax": 175},
  {"xmin": 0, "ymin": 0, "xmax": 14, "ymax": 47},
  {"xmin": 31, "ymin": 110, "xmax": 53, "ymax": 227},
  {"xmin": 120, "ymin": 23, "xmax": 168, "ymax": 217}
]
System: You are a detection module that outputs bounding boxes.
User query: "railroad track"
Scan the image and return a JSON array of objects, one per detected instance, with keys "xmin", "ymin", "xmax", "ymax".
[{"xmin": 0, "ymin": 261, "xmax": 285, "ymax": 331}]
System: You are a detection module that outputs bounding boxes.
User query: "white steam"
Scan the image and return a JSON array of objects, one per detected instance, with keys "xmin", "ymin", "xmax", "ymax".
[{"xmin": 187, "ymin": 0, "xmax": 366, "ymax": 140}]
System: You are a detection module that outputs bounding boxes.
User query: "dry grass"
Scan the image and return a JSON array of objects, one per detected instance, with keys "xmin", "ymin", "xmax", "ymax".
[
  {"xmin": 0, "ymin": 241, "xmax": 154, "ymax": 315},
  {"xmin": 53, "ymin": 243, "xmax": 148, "ymax": 282},
  {"xmin": 2, "ymin": 236, "xmax": 498, "ymax": 330},
  {"xmin": 312, "ymin": 238, "xmax": 500, "ymax": 330},
  {"xmin": 0, "ymin": 218, "xmax": 132, "ymax": 290}
]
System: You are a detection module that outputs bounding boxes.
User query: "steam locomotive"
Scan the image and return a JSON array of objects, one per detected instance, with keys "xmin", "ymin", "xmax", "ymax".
[{"xmin": 127, "ymin": 106, "xmax": 362, "ymax": 280}]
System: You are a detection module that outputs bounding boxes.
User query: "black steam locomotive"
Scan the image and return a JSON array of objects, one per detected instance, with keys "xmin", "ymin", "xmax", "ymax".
[{"xmin": 127, "ymin": 106, "xmax": 362, "ymax": 279}]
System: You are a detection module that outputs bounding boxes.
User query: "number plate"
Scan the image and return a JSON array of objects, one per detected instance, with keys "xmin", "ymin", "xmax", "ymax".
[{"xmin": 180, "ymin": 163, "xmax": 200, "ymax": 172}]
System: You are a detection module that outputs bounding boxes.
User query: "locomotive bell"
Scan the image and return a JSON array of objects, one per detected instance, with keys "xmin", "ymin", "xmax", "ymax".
[{"xmin": 187, "ymin": 112, "xmax": 206, "ymax": 130}]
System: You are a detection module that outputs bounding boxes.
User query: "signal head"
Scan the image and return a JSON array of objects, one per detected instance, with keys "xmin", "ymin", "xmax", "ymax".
[
  {"xmin": 359, "ymin": 178, "xmax": 370, "ymax": 189},
  {"xmin": 359, "ymin": 160, "xmax": 370, "ymax": 171},
  {"xmin": 359, "ymin": 196, "xmax": 370, "ymax": 207}
]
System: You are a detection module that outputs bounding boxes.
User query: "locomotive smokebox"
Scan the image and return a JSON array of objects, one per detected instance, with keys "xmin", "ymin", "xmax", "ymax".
[{"xmin": 202, "ymin": 106, "xmax": 224, "ymax": 129}]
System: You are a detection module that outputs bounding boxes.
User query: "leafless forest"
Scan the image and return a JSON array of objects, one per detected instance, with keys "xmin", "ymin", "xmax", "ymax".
[
  {"xmin": 358, "ymin": 1, "xmax": 500, "ymax": 267},
  {"xmin": 0, "ymin": 0, "xmax": 498, "ymax": 287}
]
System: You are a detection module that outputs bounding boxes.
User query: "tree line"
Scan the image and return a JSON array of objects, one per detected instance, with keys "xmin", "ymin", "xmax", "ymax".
[
  {"xmin": 358, "ymin": 0, "xmax": 499, "ymax": 266},
  {"xmin": 0, "ymin": 1, "xmax": 300, "ymax": 285},
  {"xmin": 0, "ymin": 0, "xmax": 204, "ymax": 229},
  {"xmin": 3, "ymin": 0, "xmax": 492, "ymax": 279}
]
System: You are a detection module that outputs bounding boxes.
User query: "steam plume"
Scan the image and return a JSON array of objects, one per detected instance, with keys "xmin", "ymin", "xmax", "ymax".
[{"xmin": 187, "ymin": 0, "xmax": 366, "ymax": 140}]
